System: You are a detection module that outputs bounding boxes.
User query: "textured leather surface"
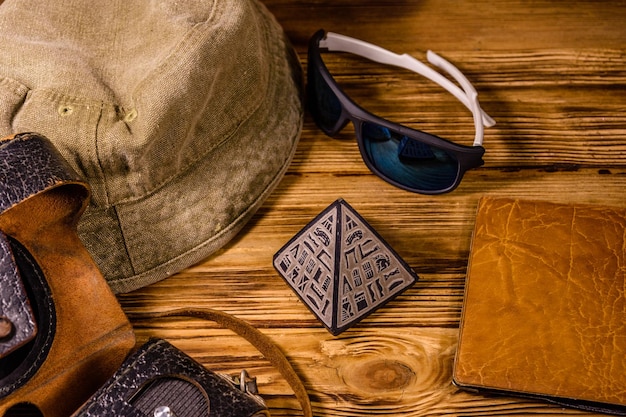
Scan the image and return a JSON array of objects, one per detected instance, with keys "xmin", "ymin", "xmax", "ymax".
[
  {"xmin": 0, "ymin": 132, "xmax": 136, "ymax": 417},
  {"xmin": 0, "ymin": 132, "xmax": 83, "ymax": 213},
  {"xmin": 72, "ymin": 338, "xmax": 269, "ymax": 417},
  {"xmin": 0, "ymin": 132, "xmax": 70, "ymax": 362},
  {"xmin": 0, "ymin": 231, "xmax": 37, "ymax": 357},
  {"xmin": 0, "ymin": 236, "xmax": 55, "ymax": 399},
  {"xmin": 454, "ymin": 197, "xmax": 626, "ymax": 414}
]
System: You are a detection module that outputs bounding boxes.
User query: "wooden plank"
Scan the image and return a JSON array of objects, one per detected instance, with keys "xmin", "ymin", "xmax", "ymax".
[
  {"xmin": 129, "ymin": 322, "xmax": 588, "ymax": 416},
  {"xmin": 120, "ymin": 166, "xmax": 626, "ymax": 415},
  {"xmin": 261, "ymin": 0, "xmax": 626, "ymax": 51},
  {"xmin": 118, "ymin": 1, "xmax": 626, "ymax": 416}
]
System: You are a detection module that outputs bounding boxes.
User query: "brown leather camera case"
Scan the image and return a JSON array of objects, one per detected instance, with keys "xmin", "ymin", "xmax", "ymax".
[{"xmin": 0, "ymin": 133, "xmax": 135, "ymax": 417}]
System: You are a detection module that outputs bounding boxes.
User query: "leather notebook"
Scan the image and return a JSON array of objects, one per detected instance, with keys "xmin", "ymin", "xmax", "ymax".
[{"xmin": 453, "ymin": 197, "xmax": 626, "ymax": 415}]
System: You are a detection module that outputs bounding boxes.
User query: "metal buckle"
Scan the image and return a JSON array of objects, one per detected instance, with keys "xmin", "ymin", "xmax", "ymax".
[{"xmin": 233, "ymin": 370, "xmax": 260, "ymax": 395}]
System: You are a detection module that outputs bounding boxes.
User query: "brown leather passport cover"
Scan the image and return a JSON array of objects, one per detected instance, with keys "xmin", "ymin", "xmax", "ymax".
[{"xmin": 453, "ymin": 197, "xmax": 626, "ymax": 414}]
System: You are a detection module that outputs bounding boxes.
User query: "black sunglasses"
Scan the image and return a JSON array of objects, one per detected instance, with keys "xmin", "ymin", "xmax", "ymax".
[{"xmin": 306, "ymin": 29, "xmax": 495, "ymax": 194}]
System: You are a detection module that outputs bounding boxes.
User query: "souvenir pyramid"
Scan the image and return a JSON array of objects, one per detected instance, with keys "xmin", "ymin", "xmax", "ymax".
[{"xmin": 273, "ymin": 199, "xmax": 418, "ymax": 335}]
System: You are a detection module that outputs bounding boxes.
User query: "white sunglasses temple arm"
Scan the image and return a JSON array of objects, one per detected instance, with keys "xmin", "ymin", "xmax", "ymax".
[
  {"xmin": 321, "ymin": 32, "xmax": 495, "ymax": 147},
  {"xmin": 426, "ymin": 51, "xmax": 489, "ymax": 146}
]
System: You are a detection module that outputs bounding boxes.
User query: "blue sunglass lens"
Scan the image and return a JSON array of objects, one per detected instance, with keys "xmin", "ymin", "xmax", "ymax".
[{"xmin": 361, "ymin": 122, "xmax": 460, "ymax": 192}]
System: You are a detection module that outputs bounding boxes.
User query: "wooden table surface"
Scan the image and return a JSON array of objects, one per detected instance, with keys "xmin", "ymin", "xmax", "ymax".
[{"xmin": 119, "ymin": 1, "xmax": 626, "ymax": 416}]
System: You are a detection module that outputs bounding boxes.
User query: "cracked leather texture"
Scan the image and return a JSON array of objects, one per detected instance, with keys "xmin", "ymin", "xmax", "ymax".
[
  {"xmin": 0, "ymin": 133, "xmax": 78, "ymax": 360},
  {"xmin": 454, "ymin": 197, "xmax": 626, "ymax": 414},
  {"xmin": 0, "ymin": 132, "xmax": 77, "ymax": 361},
  {"xmin": 73, "ymin": 338, "xmax": 269, "ymax": 417},
  {"xmin": 0, "ymin": 231, "xmax": 36, "ymax": 357},
  {"xmin": 0, "ymin": 132, "xmax": 82, "ymax": 213}
]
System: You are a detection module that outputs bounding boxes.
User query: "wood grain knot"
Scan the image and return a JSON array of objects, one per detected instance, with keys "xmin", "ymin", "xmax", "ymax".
[{"xmin": 343, "ymin": 359, "xmax": 415, "ymax": 393}]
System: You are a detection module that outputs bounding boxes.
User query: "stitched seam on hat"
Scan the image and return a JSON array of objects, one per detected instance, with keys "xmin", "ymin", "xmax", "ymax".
[
  {"xmin": 0, "ymin": 77, "xmax": 30, "ymax": 98},
  {"xmin": 32, "ymin": 89, "xmax": 114, "ymax": 107},
  {"xmin": 127, "ymin": 0, "xmax": 218, "ymax": 101},
  {"xmin": 112, "ymin": 204, "xmax": 136, "ymax": 276},
  {"xmin": 93, "ymin": 102, "xmax": 113, "ymax": 207},
  {"xmin": 107, "ymin": 160, "xmax": 288, "ymax": 292},
  {"xmin": 0, "ymin": 77, "xmax": 29, "ymax": 134},
  {"xmin": 108, "ymin": 112, "xmax": 302, "ymax": 292}
]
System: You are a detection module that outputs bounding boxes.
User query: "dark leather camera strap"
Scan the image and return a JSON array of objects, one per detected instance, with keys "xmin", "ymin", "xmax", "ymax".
[{"xmin": 144, "ymin": 308, "xmax": 314, "ymax": 417}]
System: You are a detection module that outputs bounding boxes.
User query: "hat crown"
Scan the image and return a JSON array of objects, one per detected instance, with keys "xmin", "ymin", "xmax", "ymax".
[{"xmin": 0, "ymin": 0, "xmax": 303, "ymax": 292}]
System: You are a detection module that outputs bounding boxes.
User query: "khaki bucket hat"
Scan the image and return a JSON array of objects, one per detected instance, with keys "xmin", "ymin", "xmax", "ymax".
[{"xmin": 0, "ymin": 0, "xmax": 303, "ymax": 293}]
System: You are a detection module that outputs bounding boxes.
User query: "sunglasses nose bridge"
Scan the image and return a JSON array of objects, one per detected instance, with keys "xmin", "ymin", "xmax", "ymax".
[
  {"xmin": 327, "ymin": 109, "xmax": 354, "ymax": 137},
  {"xmin": 351, "ymin": 119, "xmax": 370, "ymax": 145},
  {"xmin": 315, "ymin": 100, "xmax": 360, "ymax": 138}
]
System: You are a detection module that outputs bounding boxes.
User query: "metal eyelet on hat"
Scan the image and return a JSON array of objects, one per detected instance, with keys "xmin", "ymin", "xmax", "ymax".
[
  {"xmin": 57, "ymin": 105, "xmax": 74, "ymax": 116},
  {"xmin": 123, "ymin": 108, "xmax": 138, "ymax": 123}
]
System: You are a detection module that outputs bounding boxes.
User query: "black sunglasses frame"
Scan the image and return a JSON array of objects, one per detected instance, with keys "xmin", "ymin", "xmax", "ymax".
[{"xmin": 306, "ymin": 29, "xmax": 486, "ymax": 194}]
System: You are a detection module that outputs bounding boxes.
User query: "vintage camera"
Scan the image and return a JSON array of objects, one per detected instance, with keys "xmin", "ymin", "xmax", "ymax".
[{"xmin": 72, "ymin": 338, "xmax": 269, "ymax": 417}]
